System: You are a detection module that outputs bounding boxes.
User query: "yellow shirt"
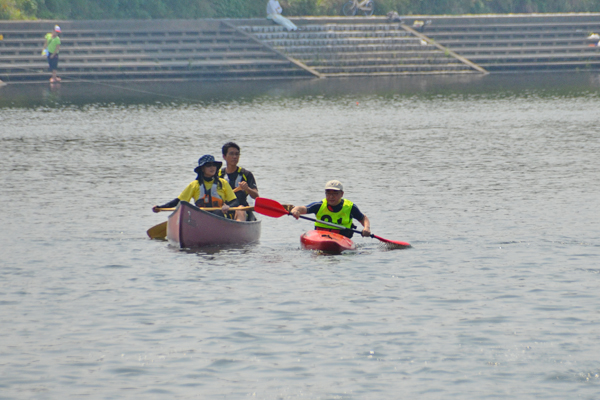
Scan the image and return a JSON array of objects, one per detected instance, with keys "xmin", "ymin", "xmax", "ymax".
[{"xmin": 177, "ymin": 179, "xmax": 236, "ymax": 204}]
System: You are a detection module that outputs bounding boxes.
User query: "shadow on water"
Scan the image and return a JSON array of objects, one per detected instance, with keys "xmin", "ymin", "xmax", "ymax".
[{"xmin": 1, "ymin": 73, "xmax": 599, "ymax": 108}]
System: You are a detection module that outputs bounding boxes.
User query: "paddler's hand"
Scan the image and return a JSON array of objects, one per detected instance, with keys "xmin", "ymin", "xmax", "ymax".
[
  {"xmin": 290, "ymin": 206, "xmax": 301, "ymax": 219},
  {"xmin": 221, "ymin": 204, "xmax": 230, "ymax": 214},
  {"xmin": 152, "ymin": 205, "xmax": 160, "ymax": 213},
  {"xmin": 238, "ymin": 181, "xmax": 249, "ymax": 192},
  {"xmin": 361, "ymin": 228, "xmax": 371, "ymax": 237}
]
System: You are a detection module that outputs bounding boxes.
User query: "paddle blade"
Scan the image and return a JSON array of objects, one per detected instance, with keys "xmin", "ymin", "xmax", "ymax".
[
  {"xmin": 254, "ymin": 197, "xmax": 290, "ymax": 218},
  {"xmin": 372, "ymin": 234, "xmax": 411, "ymax": 250},
  {"xmin": 147, "ymin": 221, "xmax": 167, "ymax": 240}
]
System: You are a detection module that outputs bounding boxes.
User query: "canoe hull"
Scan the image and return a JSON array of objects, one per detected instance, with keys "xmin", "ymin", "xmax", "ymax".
[
  {"xmin": 300, "ymin": 230, "xmax": 356, "ymax": 254},
  {"xmin": 167, "ymin": 201, "xmax": 261, "ymax": 248}
]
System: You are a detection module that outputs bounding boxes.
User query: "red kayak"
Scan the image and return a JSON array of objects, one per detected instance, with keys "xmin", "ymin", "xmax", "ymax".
[{"xmin": 300, "ymin": 230, "xmax": 357, "ymax": 254}]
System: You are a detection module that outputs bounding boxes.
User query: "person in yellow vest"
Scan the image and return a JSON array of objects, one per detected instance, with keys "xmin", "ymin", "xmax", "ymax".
[
  {"xmin": 290, "ymin": 180, "xmax": 371, "ymax": 238},
  {"xmin": 152, "ymin": 155, "xmax": 241, "ymax": 219},
  {"xmin": 45, "ymin": 25, "xmax": 61, "ymax": 83},
  {"xmin": 219, "ymin": 142, "xmax": 259, "ymax": 221}
]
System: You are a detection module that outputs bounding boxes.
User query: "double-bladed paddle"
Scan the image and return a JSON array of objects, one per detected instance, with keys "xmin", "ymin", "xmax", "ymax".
[{"xmin": 254, "ymin": 197, "xmax": 411, "ymax": 249}]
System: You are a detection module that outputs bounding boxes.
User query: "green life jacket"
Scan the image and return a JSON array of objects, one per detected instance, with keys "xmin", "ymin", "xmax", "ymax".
[{"xmin": 315, "ymin": 199, "xmax": 353, "ymax": 230}]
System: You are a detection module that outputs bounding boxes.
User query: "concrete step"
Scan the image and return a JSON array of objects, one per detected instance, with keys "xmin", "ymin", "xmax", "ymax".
[
  {"xmin": 316, "ymin": 64, "xmax": 472, "ymax": 74},
  {"xmin": 0, "ymin": 29, "xmax": 241, "ymax": 40},
  {"xmin": 275, "ymin": 43, "xmax": 433, "ymax": 54},
  {"xmin": 250, "ymin": 30, "xmax": 411, "ymax": 39},
  {"xmin": 0, "ymin": 67, "xmax": 311, "ymax": 81},
  {"xmin": 303, "ymin": 57, "xmax": 466, "ymax": 67},
  {"xmin": 468, "ymin": 52, "xmax": 600, "ymax": 62},
  {"xmin": 323, "ymin": 70, "xmax": 478, "ymax": 77},
  {"xmin": 427, "ymin": 30, "xmax": 596, "ymax": 40},
  {"xmin": 0, "ymin": 58, "xmax": 293, "ymax": 70},
  {"xmin": 239, "ymin": 24, "xmax": 409, "ymax": 33},
  {"xmin": 425, "ymin": 21, "xmax": 600, "ymax": 33},
  {"xmin": 484, "ymin": 60, "xmax": 600, "ymax": 70},
  {"xmin": 450, "ymin": 45, "xmax": 600, "ymax": 55},
  {"xmin": 262, "ymin": 37, "xmax": 424, "ymax": 47},
  {"xmin": 434, "ymin": 37, "xmax": 591, "ymax": 49},
  {"xmin": 0, "ymin": 50, "xmax": 282, "ymax": 64},
  {"xmin": 286, "ymin": 49, "xmax": 445, "ymax": 59}
]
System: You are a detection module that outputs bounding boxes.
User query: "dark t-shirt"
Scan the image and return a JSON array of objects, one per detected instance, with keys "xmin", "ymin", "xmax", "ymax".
[{"xmin": 221, "ymin": 168, "xmax": 257, "ymax": 206}]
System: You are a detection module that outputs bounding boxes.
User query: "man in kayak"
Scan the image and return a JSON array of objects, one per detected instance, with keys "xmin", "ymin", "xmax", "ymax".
[
  {"xmin": 290, "ymin": 180, "xmax": 371, "ymax": 238},
  {"xmin": 152, "ymin": 155, "xmax": 241, "ymax": 219},
  {"xmin": 219, "ymin": 142, "xmax": 259, "ymax": 221}
]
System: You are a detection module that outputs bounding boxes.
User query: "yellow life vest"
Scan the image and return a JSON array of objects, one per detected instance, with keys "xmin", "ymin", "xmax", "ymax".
[
  {"xmin": 315, "ymin": 199, "xmax": 353, "ymax": 230},
  {"xmin": 196, "ymin": 179, "xmax": 224, "ymax": 208}
]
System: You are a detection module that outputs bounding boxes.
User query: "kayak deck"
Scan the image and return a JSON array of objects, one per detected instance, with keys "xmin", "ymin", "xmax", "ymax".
[{"xmin": 300, "ymin": 230, "xmax": 356, "ymax": 254}]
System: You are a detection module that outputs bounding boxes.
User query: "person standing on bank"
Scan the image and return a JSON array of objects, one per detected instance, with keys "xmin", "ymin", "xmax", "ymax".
[
  {"xmin": 45, "ymin": 25, "xmax": 61, "ymax": 83},
  {"xmin": 152, "ymin": 155, "xmax": 241, "ymax": 219},
  {"xmin": 219, "ymin": 142, "xmax": 259, "ymax": 221},
  {"xmin": 266, "ymin": 0, "xmax": 298, "ymax": 32},
  {"xmin": 290, "ymin": 180, "xmax": 371, "ymax": 238}
]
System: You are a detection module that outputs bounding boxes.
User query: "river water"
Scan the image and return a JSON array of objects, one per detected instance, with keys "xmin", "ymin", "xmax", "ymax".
[{"xmin": 1, "ymin": 73, "xmax": 599, "ymax": 399}]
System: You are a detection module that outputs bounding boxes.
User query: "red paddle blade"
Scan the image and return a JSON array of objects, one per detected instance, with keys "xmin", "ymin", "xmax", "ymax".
[
  {"xmin": 254, "ymin": 197, "xmax": 290, "ymax": 218},
  {"xmin": 372, "ymin": 234, "xmax": 411, "ymax": 250}
]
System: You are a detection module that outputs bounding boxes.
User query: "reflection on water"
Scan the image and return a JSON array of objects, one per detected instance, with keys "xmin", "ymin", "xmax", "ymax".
[
  {"xmin": 1, "ymin": 73, "xmax": 599, "ymax": 399},
  {"xmin": 1, "ymin": 73, "xmax": 600, "ymax": 108}
]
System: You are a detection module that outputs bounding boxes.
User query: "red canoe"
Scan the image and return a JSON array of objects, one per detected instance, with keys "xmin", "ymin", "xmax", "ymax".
[
  {"xmin": 300, "ymin": 230, "xmax": 357, "ymax": 254},
  {"xmin": 167, "ymin": 201, "xmax": 261, "ymax": 248}
]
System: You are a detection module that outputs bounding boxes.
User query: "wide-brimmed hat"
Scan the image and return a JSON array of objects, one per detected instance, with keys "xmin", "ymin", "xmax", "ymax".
[
  {"xmin": 324, "ymin": 180, "xmax": 343, "ymax": 191},
  {"xmin": 194, "ymin": 154, "xmax": 222, "ymax": 173}
]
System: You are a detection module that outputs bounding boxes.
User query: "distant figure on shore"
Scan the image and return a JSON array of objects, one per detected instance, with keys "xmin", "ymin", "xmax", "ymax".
[
  {"xmin": 266, "ymin": 0, "xmax": 298, "ymax": 32},
  {"xmin": 412, "ymin": 20, "xmax": 432, "ymax": 33},
  {"xmin": 386, "ymin": 11, "xmax": 404, "ymax": 24},
  {"xmin": 44, "ymin": 25, "xmax": 61, "ymax": 83}
]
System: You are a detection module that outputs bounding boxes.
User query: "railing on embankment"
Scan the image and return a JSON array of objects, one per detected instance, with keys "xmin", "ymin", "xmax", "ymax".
[{"xmin": 1, "ymin": 14, "xmax": 599, "ymax": 82}]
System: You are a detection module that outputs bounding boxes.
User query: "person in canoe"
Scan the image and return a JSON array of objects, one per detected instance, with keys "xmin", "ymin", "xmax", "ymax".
[
  {"xmin": 290, "ymin": 180, "xmax": 371, "ymax": 238},
  {"xmin": 219, "ymin": 142, "xmax": 259, "ymax": 221},
  {"xmin": 152, "ymin": 155, "xmax": 242, "ymax": 220}
]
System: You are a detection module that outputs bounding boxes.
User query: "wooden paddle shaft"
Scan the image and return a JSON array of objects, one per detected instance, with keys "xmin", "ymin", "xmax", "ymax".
[{"xmin": 157, "ymin": 205, "xmax": 254, "ymax": 212}]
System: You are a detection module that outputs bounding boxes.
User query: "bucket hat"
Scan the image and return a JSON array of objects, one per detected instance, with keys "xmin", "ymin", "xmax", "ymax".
[
  {"xmin": 194, "ymin": 154, "xmax": 222, "ymax": 173},
  {"xmin": 324, "ymin": 180, "xmax": 343, "ymax": 191}
]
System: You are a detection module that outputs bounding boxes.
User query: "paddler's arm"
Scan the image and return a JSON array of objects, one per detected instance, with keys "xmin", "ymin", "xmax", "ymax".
[
  {"xmin": 237, "ymin": 181, "xmax": 259, "ymax": 199},
  {"xmin": 358, "ymin": 215, "xmax": 371, "ymax": 237},
  {"xmin": 152, "ymin": 198, "xmax": 179, "ymax": 213},
  {"xmin": 221, "ymin": 180, "xmax": 239, "ymax": 213},
  {"xmin": 290, "ymin": 206, "xmax": 307, "ymax": 219}
]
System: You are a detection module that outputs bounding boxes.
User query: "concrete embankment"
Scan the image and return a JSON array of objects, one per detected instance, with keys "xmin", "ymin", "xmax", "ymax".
[{"xmin": 0, "ymin": 13, "xmax": 599, "ymax": 82}]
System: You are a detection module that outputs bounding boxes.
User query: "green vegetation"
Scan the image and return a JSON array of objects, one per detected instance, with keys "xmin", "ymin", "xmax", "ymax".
[{"xmin": 2, "ymin": 0, "xmax": 600, "ymax": 20}]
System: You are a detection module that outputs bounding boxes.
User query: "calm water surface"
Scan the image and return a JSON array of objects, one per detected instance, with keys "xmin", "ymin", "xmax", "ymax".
[{"xmin": 1, "ymin": 74, "xmax": 599, "ymax": 399}]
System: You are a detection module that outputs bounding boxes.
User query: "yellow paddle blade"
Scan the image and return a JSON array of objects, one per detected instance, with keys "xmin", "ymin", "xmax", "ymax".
[{"xmin": 147, "ymin": 221, "xmax": 167, "ymax": 240}]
